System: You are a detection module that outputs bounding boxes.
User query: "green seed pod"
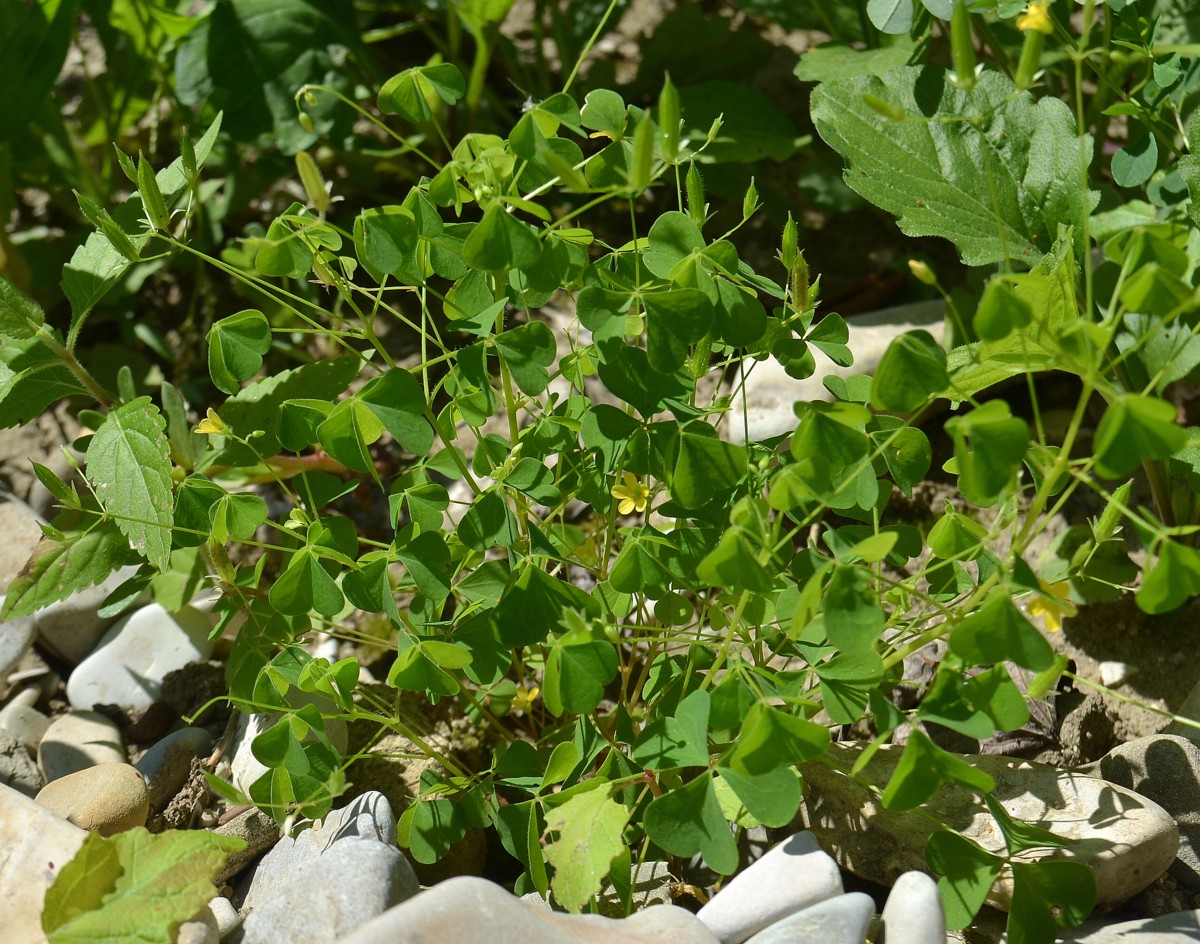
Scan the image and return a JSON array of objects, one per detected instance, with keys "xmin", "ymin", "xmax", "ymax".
[
  {"xmin": 295, "ymin": 150, "xmax": 331, "ymax": 214},
  {"xmin": 951, "ymin": 0, "xmax": 978, "ymax": 91},
  {"xmin": 630, "ymin": 114, "xmax": 655, "ymax": 192},
  {"xmin": 780, "ymin": 214, "xmax": 798, "ymax": 271},
  {"xmin": 137, "ymin": 153, "xmax": 170, "ymax": 232},
  {"xmin": 113, "ymin": 146, "xmax": 138, "ymax": 185},
  {"xmin": 686, "ymin": 162, "xmax": 706, "ymax": 230},
  {"xmin": 658, "ymin": 73, "xmax": 680, "ymax": 163},
  {"xmin": 179, "ymin": 134, "xmax": 198, "ymax": 184},
  {"xmin": 863, "ymin": 94, "xmax": 907, "ymax": 121},
  {"xmin": 298, "ymin": 111, "xmax": 316, "ymax": 135},
  {"xmin": 1093, "ymin": 480, "xmax": 1131, "ymax": 542},
  {"xmin": 742, "ymin": 178, "xmax": 759, "ymax": 220},
  {"xmin": 75, "ymin": 191, "xmax": 141, "ymax": 262}
]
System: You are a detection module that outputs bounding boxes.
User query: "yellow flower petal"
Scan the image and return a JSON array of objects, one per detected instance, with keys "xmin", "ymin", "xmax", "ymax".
[
  {"xmin": 1016, "ymin": 2, "xmax": 1053, "ymax": 34},
  {"xmin": 195, "ymin": 408, "xmax": 227, "ymax": 435}
]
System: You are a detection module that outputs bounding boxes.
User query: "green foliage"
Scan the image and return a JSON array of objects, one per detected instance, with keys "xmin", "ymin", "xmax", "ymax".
[
  {"xmin": 15, "ymin": 3, "xmax": 1200, "ymax": 942},
  {"xmin": 42, "ymin": 827, "xmax": 245, "ymax": 944}
]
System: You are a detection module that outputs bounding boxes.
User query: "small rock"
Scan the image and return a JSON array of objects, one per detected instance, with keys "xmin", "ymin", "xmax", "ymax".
[
  {"xmin": 0, "ymin": 728, "xmax": 42, "ymax": 797},
  {"xmin": 1078, "ymin": 735, "xmax": 1200, "ymax": 889},
  {"xmin": 35, "ymin": 762, "xmax": 149, "ymax": 835},
  {"xmin": 0, "ymin": 782, "xmax": 88, "ymax": 944},
  {"xmin": 135, "ymin": 727, "xmax": 212, "ymax": 811},
  {"xmin": 878, "ymin": 872, "xmax": 945, "ymax": 944},
  {"xmin": 240, "ymin": 837, "xmax": 417, "ymax": 944},
  {"xmin": 176, "ymin": 905, "xmax": 219, "ymax": 944},
  {"xmin": 38, "ymin": 709, "xmax": 126, "ymax": 783},
  {"xmin": 213, "ymin": 807, "xmax": 281, "ymax": 887},
  {"xmin": 697, "ymin": 831, "xmax": 843, "ymax": 944},
  {"xmin": 340, "ymin": 875, "xmax": 721, "ymax": 944},
  {"xmin": 727, "ymin": 301, "xmax": 946, "ymax": 444},
  {"xmin": 66, "ymin": 603, "xmax": 215, "ymax": 715},
  {"xmin": 1060, "ymin": 908, "xmax": 1200, "ymax": 942},
  {"xmin": 241, "ymin": 792, "xmax": 408, "ymax": 914},
  {"xmin": 0, "ymin": 605, "xmax": 36, "ymax": 693},
  {"xmin": 206, "ymin": 895, "xmax": 241, "ymax": 937},
  {"xmin": 743, "ymin": 892, "xmax": 875, "ymax": 944},
  {"xmin": 0, "ymin": 699, "xmax": 50, "ymax": 756},
  {"xmin": 0, "ymin": 492, "xmax": 46, "ymax": 591},
  {"xmin": 33, "ymin": 564, "xmax": 143, "ymax": 665},
  {"xmin": 1098, "ymin": 661, "xmax": 1133, "ymax": 688},
  {"xmin": 800, "ymin": 740, "xmax": 1178, "ymax": 911}
]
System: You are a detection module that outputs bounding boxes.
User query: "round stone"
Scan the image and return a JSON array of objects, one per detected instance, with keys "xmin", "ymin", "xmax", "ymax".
[{"xmin": 35, "ymin": 762, "xmax": 149, "ymax": 835}]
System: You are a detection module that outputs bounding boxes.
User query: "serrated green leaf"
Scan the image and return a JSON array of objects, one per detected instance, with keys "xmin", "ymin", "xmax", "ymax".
[
  {"xmin": 43, "ymin": 827, "xmax": 245, "ymax": 944},
  {"xmin": 0, "ymin": 275, "xmax": 46, "ymax": 339},
  {"xmin": 811, "ymin": 67, "xmax": 1096, "ymax": 266},
  {"xmin": 206, "ymin": 309, "xmax": 271, "ymax": 394},
  {"xmin": 543, "ymin": 786, "xmax": 630, "ymax": 914},
  {"xmin": 86, "ymin": 397, "xmax": 173, "ymax": 570}
]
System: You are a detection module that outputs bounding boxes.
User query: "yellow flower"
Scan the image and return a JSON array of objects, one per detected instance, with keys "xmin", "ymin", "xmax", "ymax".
[
  {"xmin": 611, "ymin": 471, "xmax": 650, "ymax": 515},
  {"xmin": 511, "ymin": 685, "xmax": 539, "ymax": 713},
  {"xmin": 1027, "ymin": 579, "xmax": 1077, "ymax": 633},
  {"xmin": 195, "ymin": 408, "xmax": 227, "ymax": 435},
  {"xmin": 1016, "ymin": 2, "xmax": 1053, "ymax": 34}
]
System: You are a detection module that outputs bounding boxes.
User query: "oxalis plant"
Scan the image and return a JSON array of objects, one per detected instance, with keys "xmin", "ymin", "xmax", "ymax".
[{"xmin": 6, "ymin": 1, "xmax": 1200, "ymax": 941}]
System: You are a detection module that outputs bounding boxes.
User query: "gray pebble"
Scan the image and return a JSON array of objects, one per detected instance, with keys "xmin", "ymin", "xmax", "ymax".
[
  {"xmin": 0, "ymin": 606, "xmax": 36, "ymax": 691},
  {"xmin": 135, "ymin": 726, "xmax": 212, "ymax": 811},
  {"xmin": 38, "ymin": 710, "xmax": 125, "ymax": 783},
  {"xmin": 1061, "ymin": 908, "xmax": 1200, "ymax": 942},
  {"xmin": 0, "ymin": 728, "xmax": 41, "ymax": 797},
  {"xmin": 240, "ymin": 837, "xmax": 417, "ymax": 944},
  {"xmin": 878, "ymin": 872, "xmax": 945, "ymax": 944},
  {"xmin": 340, "ymin": 875, "xmax": 721, "ymax": 944},
  {"xmin": 698, "ymin": 831, "xmax": 843, "ymax": 944},
  {"xmin": 744, "ymin": 892, "xmax": 875, "ymax": 944},
  {"xmin": 0, "ymin": 699, "xmax": 50, "ymax": 756}
]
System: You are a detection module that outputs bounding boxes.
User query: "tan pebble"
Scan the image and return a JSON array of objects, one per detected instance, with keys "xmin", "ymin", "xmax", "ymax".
[{"xmin": 35, "ymin": 762, "xmax": 149, "ymax": 836}]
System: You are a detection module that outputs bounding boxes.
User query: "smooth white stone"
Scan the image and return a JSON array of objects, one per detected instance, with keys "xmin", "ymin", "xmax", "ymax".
[
  {"xmin": 878, "ymin": 871, "xmax": 945, "ymax": 944},
  {"xmin": 1098, "ymin": 661, "xmax": 1132, "ymax": 688},
  {"xmin": 1061, "ymin": 908, "xmax": 1200, "ymax": 942},
  {"xmin": 33, "ymin": 564, "xmax": 143, "ymax": 665},
  {"xmin": 38, "ymin": 710, "xmax": 125, "ymax": 783},
  {"xmin": 743, "ymin": 892, "xmax": 875, "ymax": 944},
  {"xmin": 229, "ymin": 691, "xmax": 347, "ymax": 796},
  {"xmin": 697, "ymin": 831, "xmax": 844, "ymax": 944},
  {"xmin": 0, "ymin": 700, "xmax": 50, "ymax": 756},
  {"xmin": 0, "ymin": 781, "xmax": 88, "ymax": 944},
  {"xmin": 66, "ymin": 603, "xmax": 215, "ymax": 714}
]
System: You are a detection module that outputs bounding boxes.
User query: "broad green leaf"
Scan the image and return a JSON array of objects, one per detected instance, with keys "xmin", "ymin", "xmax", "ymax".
[
  {"xmin": 505, "ymin": 458, "xmax": 561, "ymax": 506},
  {"xmin": 580, "ymin": 88, "xmax": 626, "ymax": 140},
  {"xmin": 817, "ymin": 650, "xmax": 885, "ymax": 724},
  {"xmin": 268, "ymin": 548, "xmax": 345, "ymax": 617},
  {"xmin": 317, "ymin": 398, "xmax": 385, "ymax": 475},
  {"xmin": 395, "ymin": 531, "xmax": 452, "ymax": 604},
  {"xmin": 543, "ymin": 629, "xmax": 618, "ymax": 716},
  {"xmin": 388, "ymin": 645, "xmax": 460, "ymax": 697},
  {"xmin": 696, "ymin": 527, "xmax": 773, "ymax": 594},
  {"xmin": 643, "ymin": 773, "xmax": 739, "ymax": 875},
  {"xmin": 378, "ymin": 63, "xmax": 467, "ymax": 123},
  {"xmin": 677, "ymin": 81, "xmax": 804, "ymax": 164},
  {"xmin": 463, "ymin": 204, "xmax": 541, "ymax": 271},
  {"xmin": 0, "ymin": 334, "xmax": 89, "ymax": 429},
  {"xmin": 1111, "ymin": 130, "xmax": 1158, "ymax": 189},
  {"xmin": 790, "ymin": 405, "xmax": 876, "ymax": 511},
  {"xmin": 278, "ymin": 399, "xmax": 334, "ymax": 452},
  {"xmin": 543, "ymin": 786, "xmax": 630, "ymax": 914},
  {"xmin": 459, "ymin": 490, "xmax": 519, "ymax": 551},
  {"xmin": 1137, "ymin": 540, "xmax": 1200, "ymax": 614},
  {"xmin": 176, "ymin": 0, "xmax": 357, "ymax": 151},
  {"xmin": 669, "ymin": 421, "xmax": 747, "ymax": 508},
  {"xmin": 926, "ymin": 830, "xmax": 1004, "ymax": 930},
  {"xmin": 945, "ymin": 401, "xmax": 1029, "ymax": 505},
  {"xmin": 609, "ymin": 533, "xmax": 673, "ymax": 595},
  {"xmin": 794, "ymin": 43, "xmax": 915, "ymax": 83},
  {"xmin": 43, "ymin": 827, "xmax": 245, "ymax": 944},
  {"xmin": 494, "ymin": 322, "xmax": 556, "ymax": 396},
  {"xmin": 1092, "ymin": 394, "xmax": 1186, "ymax": 479},
  {"xmin": 1007, "ymin": 861, "xmax": 1096, "ymax": 944},
  {"xmin": 247, "ymin": 705, "xmax": 342, "ymax": 821},
  {"xmin": 643, "ymin": 290, "xmax": 714, "ymax": 374},
  {"xmin": 86, "ymin": 397, "xmax": 173, "ymax": 570},
  {"xmin": 210, "ymin": 493, "xmax": 268, "ymax": 544},
  {"xmin": 927, "ymin": 509, "xmax": 987, "ymax": 560},
  {"xmin": 0, "ymin": 275, "xmax": 45, "ymax": 339},
  {"xmin": 595, "ymin": 341, "xmax": 690, "ymax": 418},
  {"xmin": 631, "ymin": 689, "xmax": 711, "ymax": 770},
  {"xmin": 871, "ymin": 423, "xmax": 931, "ymax": 497},
  {"xmin": 255, "ymin": 214, "xmax": 313, "ymax": 278},
  {"xmin": 916, "ymin": 670, "xmax": 995, "ymax": 740},
  {"xmin": 974, "ymin": 280, "xmax": 1032, "ymax": 342},
  {"xmin": 713, "ymin": 278, "xmax": 768, "ymax": 347},
  {"xmin": 354, "ymin": 206, "xmax": 419, "ymax": 282},
  {"xmin": 811, "ymin": 67, "xmax": 1096, "ymax": 266},
  {"xmin": 0, "ymin": 0, "xmax": 76, "ymax": 143},
  {"xmin": 868, "ymin": 0, "xmax": 912, "ymax": 33},
  {"xmin": 881, "ymin": 729, "xmax": 995, "ymax": 812},
  {"xmin": 949, "ymin": 595, "xmax": 1055, "ymax": 671},
  {"xmin": 824, "ymin": 565, "xmax": 885, "ymax": 652},
  {"xmin": 871, "ymin": 330, "xmax": 948, "ymax": 412},
  {"xmin": 359, "ymin": 369, "xmax": 433, "ymax": 456},
  {"xmin": 724, "ymin": 702, "xmax": 830, "ymax": 777},
  {"xmin": 494, "ymin": 564, "xmax": 598, "ymax": 647},
  {"xmin": 206, "ymin": 309, "xmax": 271, "ymax": 394},
  {"xmin": 715, "ymin": 766, "xmax": 802, "ymax": 828}
]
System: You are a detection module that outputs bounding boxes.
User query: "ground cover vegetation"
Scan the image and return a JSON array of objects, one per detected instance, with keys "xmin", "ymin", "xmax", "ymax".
[{"xmin": 4, "ymin": 0, "xmax": 1200, "ymax": 941}]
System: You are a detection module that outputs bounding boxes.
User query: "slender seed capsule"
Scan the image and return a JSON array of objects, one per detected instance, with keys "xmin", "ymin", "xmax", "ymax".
[
  {"xmin": 75, "ymin": 191, "xmax": 141, "ymax": 262},
  {"xmin": 630, "ymin": 114, "xmax": 655, "ymax": 192},
  {"xmin": 296, "ymin": 150, "xmax": 331, "ymax": 215},
  {"xmin": 780, "ymin": 213, "xmax": 798, "ymax": 271},
  {"xmin": 658, "ymin": 74, "xmax": 680, "ymax": 164},
  {"xmin": 742, "ymin": 178, "xmax": 759, "ymax": 220},
  {"xmin": 686, "ymin": 162, "xmax": 706, "ymax": 230},
  {"xmin": 137, "ymin": 153, "xmax": 171, "ymax": 232},
  {"xmin": 951, "ymin": 0, "xmax": 978, "ymax": 91}
]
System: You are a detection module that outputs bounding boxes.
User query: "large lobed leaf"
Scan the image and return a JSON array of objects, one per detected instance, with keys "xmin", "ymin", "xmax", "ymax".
[
  {"xmin": 43, "ymin": 827, "xmax": 245, "ymax": 944},
  {"xmin": 542, "ymin": 785, "xmax": 631, "ymax": 913},
  {"xmin": 86, "ymin": 397, "xmax": 174, "ymax": 570},
  {"xmin": 811, "ymin": 67, "xmax": 1096, "ymax": 267}
]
